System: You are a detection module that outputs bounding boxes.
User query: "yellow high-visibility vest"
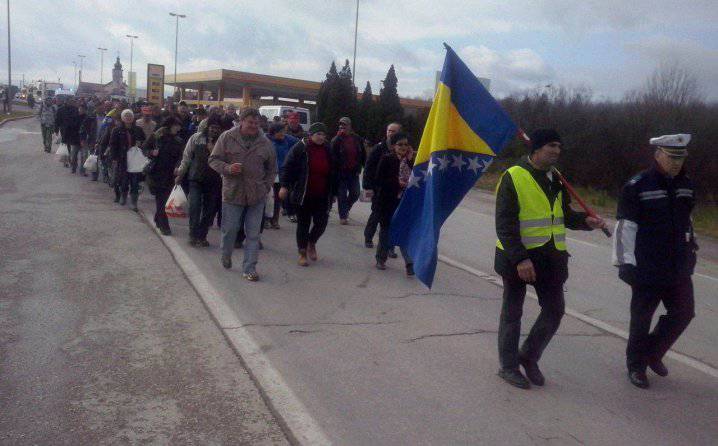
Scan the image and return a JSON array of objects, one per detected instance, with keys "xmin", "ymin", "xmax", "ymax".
[{"xmin": 496, "ymin": 165, "xmax": 567, "ymax": 251}]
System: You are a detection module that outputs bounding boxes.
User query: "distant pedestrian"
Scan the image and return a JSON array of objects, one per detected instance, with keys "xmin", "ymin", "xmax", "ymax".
[
  {"xmin": 136, "ymin": 106, "xmax": 157, "ymax": 140},
  {"xmin": 267, "ymin": 122, "xmax": 299, "ymax": 229},
  {"xmin": 176, "ymin": 114, "xmax": 223, "ymax": 246},
  {"xmin": 78, "ymin": 106, "xmax": 98, "ymax": 176},
  {"xmin": 280, "ymin": 122, "xmax": 337, "ymax": 267},
  {"xmin": 331, "ymin": 117, "xmax": 365, "ymax": 224},
  {"xmin": 286, "ymin": 112, "xmax": 305, "ymax": 139},
  {"xmin": 209, "ymin": 108, "xmax": 277, "ymax": 282},
  {"xmin": 27, "ymin": 93, "xmax": 35, "ymax": 109},
  {"xmin": 143, "ymin": 116, "xmax": 185, "ymax": 226},
  {"xmin": 221, "ymin": 104, "xmax": 238, "ymax": 131},
  {"xmin": 38, "ymin": 97, "xmax": 56, "ymax": 153},
  {"xmin": 363, "ymin": 122, "xmax": 402, "ymax": 248},
  {"xmin": 109, "ymin": 109, "xmax": 146, "ymax": 207},
  {"xmin": 66, "ymin": 102, "xmax": 86, "ymax": 175},
  {"xmin": 373, "ymin": 131, "xmax": 414, "ymax": 275}
]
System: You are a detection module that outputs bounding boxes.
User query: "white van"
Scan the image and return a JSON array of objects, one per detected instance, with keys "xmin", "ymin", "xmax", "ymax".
[{"xmin": 259, "ymin": 106, "xmax": 311, "ymax": 132}]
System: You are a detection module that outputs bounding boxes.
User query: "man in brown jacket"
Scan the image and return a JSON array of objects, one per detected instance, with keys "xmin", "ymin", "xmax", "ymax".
[{"xmin": 209, "ymin": 108, "xmax": 277, "ymax": 281}]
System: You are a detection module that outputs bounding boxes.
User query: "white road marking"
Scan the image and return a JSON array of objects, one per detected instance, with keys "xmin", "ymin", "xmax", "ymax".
[
  {"xmin": 438, "ymin": 254, "xmax": 718, "ymax": 380},
  {"xmin": 142, "ymin": 212, "xmax": 331, "ymax": 446},
  {"xmin": 695, "ymin": 272, "xmax": 718, "ymax": 283}
]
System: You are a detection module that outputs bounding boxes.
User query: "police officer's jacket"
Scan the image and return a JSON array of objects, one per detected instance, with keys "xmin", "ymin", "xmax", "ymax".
[
  {"xmin": 494, "ymin": 156, "xmax": 590, "ymax": 284},
  {"xmin": 612, "ymin": 163, "xmax": 697, "ymax": 287}
]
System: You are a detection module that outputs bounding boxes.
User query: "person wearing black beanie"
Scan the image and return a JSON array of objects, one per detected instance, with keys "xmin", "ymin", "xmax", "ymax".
[{"xmin": 493, "ymin": 128, "xmax": 607, "ymax": 389}]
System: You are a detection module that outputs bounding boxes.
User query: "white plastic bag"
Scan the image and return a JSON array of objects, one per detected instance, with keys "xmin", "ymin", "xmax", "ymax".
[
  {"xmin": 83, "ymin": 154, "xmax": 98, "ymax": 172},
  {"xmin": 264, "ymin": 187, "xmax": 274, "ymax": 218},
  {"xmin": 165, "ymin": 185, "xmax": 188, "ymax": 218},
  {"xmin": 55, "ymin": 144, "xmax": 69, "ymax": 163},
  {"xmin": 126, "ymin": 146, "xmax": 150, "ymax": 173}
]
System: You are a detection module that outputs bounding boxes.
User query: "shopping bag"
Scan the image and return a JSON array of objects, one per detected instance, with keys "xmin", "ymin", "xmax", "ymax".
[
  {"xmin": 165, "ymin": 185, "xmax": 188, "ymax": 218},
  {"xmin": 55, "ymin": 144, "xmax": 69, "ymax": 163},
  {"xmin": 264, "ymin": 187, "xmax": 274, "ymax": 218},
  {"xmin": 83, "ymin": 154, "xmax": 98, "ymax": 172},
  {"xmin": 359, "ymin": 188, "xmax": 373, "ymax": 203},
  {"xmin": 126, "ymin": 146, "xmax": 150, "ymax": 173}
]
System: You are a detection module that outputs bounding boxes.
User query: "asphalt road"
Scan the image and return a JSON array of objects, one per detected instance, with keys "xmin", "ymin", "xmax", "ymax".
[
  {"xmin": 0, "ymin": 118, "xmax": 287, "ymax": 445},
  {"xmin": 3, "ymin": 116, "xmax": 717, "ymax": 445}
]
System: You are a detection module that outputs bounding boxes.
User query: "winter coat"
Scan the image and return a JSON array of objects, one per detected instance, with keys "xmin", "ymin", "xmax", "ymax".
[
  {"xmin": 38, "ymin": 102, "xmax": 56, "ymax": 127},
  {"xmin": 330, "ymin": 132, "xmax": 366, "ymax": 176},
  {"xmin": 59, "ymin": 106, "xmax": 82, "ymax": 145},
  {"xmin": 208, "ymin": 127, "xmax": 277, "ymax": 206},
  {"xmin": 269, "ymin": 134, "xmax": 299, "ymax": 176},
  {"xmin": 79, "ymin": 115, "xmax": 98, "ymax": 146},
  {"xmin": 109, "ymin": 124, "xmax": 146, "ymax": 172},
  {"xmin": 374, "ymin": 152, "xmax": 413, "ymax": 213},
  {"xmin": 362, "ymin": 140, "xmax": 390, "ymax": 191},
  {"xmin": 280, "ymin": 139, "xmax": 338, "ymax": 207},
  {"xmin": 176, "ymin": 131, "xmax": 221, "ymax": 185},
  {"xmin": 142, "ymin": 128, "xmax": 185, "ymax": 190}
]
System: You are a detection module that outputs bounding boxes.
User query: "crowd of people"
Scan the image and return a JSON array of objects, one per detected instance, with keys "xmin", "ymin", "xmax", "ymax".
[{"xmin": 36, "ymin": 95, "xmax": 416, "ymax": 282}]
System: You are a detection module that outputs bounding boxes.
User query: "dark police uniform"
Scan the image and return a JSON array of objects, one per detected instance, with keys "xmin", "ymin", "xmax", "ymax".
[{"xmin": 612, "ymin": 134, "xmax": 697, "ymax": 383}]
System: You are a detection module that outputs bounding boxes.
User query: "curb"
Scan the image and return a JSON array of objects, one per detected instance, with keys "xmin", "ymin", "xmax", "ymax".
[
  {"xmin": 0, "ymin": 114, "xmax": 35, "ymax": 128},
  {"xmin": 136, "ymin": 208, "xmax": 331, "ymax": 446}
]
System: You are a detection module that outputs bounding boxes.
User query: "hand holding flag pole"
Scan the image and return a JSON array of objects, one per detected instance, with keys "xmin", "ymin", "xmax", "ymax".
[{"xmin": 518, "ymin": 129, "xmax": 612, "ymax": 237}]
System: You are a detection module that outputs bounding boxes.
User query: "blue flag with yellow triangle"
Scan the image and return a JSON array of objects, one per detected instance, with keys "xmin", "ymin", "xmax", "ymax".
[{"xmin": 390, "ymin": 44, "xmax": 517, "ymax": 288}]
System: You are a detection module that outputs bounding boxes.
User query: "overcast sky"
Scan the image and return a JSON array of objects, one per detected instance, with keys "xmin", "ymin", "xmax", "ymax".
[{"xmin": 4, "ymin": 0, "xmax": 717, "ymax": 101}]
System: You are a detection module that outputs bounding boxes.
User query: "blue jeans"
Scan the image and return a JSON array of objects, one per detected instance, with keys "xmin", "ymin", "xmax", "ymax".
[
  {"xmin": 336, "ymin": 172, "xmax": 360, "ymax": 220},
  {"xmin": 220, "ymin": 200, "xmax": 265, "ymax": 273}
]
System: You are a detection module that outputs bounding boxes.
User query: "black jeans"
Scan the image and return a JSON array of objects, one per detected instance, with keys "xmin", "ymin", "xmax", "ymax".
[
  {"xmin": 270, "ymin": 183, "xmax": 282, "ymax": 224},
  {"xmin": 188, "ymin": 181, "xmax": 221, "ymax": 241},
  {"xmin": 498, "ymin": 276, "xmax": 565, "ymax": 370},
  {"xmin": 296, "ymin": 196, "xmax": 329, "ymax": 250},
  {"xmin": 375, "ymin": 206, "xmax": 411, "ymax": 264},
  {"xmin": 154, "ymin": 186, "xmax": 172, "ymax": 230},
  {"xmin": 626, "ymin": 278, "xmax": 694, "ymax": 372},
  {"xmin": 364, "ymin": 197, "xmax": 380, "ymax": 243}
]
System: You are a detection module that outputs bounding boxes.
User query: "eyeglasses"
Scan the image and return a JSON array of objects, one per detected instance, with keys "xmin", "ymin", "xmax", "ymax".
[
  {"xmin": 338, "ymin": 124, "xmax": 347, "ymax": 128},
  {"xmin": 547, "ymin": 142, "xmax": 562, "ymax": 148}
]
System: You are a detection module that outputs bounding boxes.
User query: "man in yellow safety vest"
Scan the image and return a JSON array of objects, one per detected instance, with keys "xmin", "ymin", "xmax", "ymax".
[{"xmin": 494, "ymin": 128, "xmax": 607, "ymax": 389}]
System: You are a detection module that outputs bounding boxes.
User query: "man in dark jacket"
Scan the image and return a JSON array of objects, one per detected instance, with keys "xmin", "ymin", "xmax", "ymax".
[
  {"xmin": 612, "ymin": 133, "xmax": 697, "ymax": 389},
  {"xmin": 109, "ymin": 109, "xmax": 146, "ymax": 206},
  {"xmin": 495, "ymin": 128, "xmax": 606, "ymax": 389},
  {"xmin": 362, "ymin": 122, "xmax": 402, "ymax": 247},
  {"xmin": 64, "ymin": 101, "xmax": 86, "ymax": 174},
  {"xmin": 330, "ymin": 117, "xmax": 365, "ymax": 224},
  {"xmin": 78, "ymin": 107, "xmax": 98, "ymax": 176}
]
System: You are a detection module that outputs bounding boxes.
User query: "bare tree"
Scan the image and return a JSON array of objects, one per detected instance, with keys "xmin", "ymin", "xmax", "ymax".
[{"xmin": 638, "ymin": 62, "xmax": 704, "ymax": 107}]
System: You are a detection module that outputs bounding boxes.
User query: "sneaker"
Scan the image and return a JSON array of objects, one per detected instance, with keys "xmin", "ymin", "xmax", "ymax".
[
  {"xmin": 243, "ymin": 271, "xmax": 259, "ymax": 282},
  {"xmin": 221, "ymin": 255, "xmax": 232, "ymax": 269},
  {"xmin": 519, "ymin": 357, "xmax": 545, "ymax": 386},
  {"xmin": 298, "ymin": 250, "xmax": 309, "ymax": 267},
  {"xmin": 307, "ymin": 243, "xmax": 318, "ymax": 261},
  {"xmin": 388, "ymin": 249, "xmax": 398, "ymax": 259},
  {"xmin": 340, "ymin": 218, "xmax": 349, "ymax": 225},
  {"xmin": 405, "ymin": 263, "xmax": 415, "ymax": 276},
  {"xmin": 288, "ymin": 215, "xmax": 297, "ymax": 223},
  {"xmin": 498, "ymin": 368, "xmax": 531, "ymax": 389},
  {"xmin": 376, "ymin": 260, "xmax": 387, "ymax": 270},
  {"xmin": 628, "ymin": 370, "xmax": 649, "ymax": 389},
  {"xmin": 364, "ymin": 240, "xmax": 374, "ymax": 249}
]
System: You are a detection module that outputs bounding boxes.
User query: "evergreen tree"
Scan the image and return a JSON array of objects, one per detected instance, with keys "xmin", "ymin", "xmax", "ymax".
[
  {"xmin": 378, "ymin": 65, "xmax": 404, "ymax": 130},
  {"xmin": 355, "ymin": 81, "xmax": 375, "ymax": 139},
  {"xmin": 317, "ymin": 59, "xmax": 357, "ymax": 136},
  {"xmin": 317, "ymin": 61, "xmax": 339, "ymax": 126}
]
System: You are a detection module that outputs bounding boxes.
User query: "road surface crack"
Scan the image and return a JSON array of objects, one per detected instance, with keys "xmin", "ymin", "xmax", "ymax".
[
  {"xmin": 404, "ymin": 329, "xmax": 497, "ymax": 343},
  {"xmin": 225, "ymin": 320, "xmax": 402, "ymax": 329},
  {"xmin": 387, "ymin": 292, "xmax": 499, "ymax": 301}
]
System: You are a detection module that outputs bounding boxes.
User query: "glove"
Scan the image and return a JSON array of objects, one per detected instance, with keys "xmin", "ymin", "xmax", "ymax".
[{"xmin": 618, "ymin": 264, "xmax": 637, "ymax": 287}]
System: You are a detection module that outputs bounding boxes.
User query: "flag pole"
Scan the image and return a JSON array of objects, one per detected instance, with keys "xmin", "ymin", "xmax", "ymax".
[{"xmin": 518, "ymin": 129, "xmax": 611, "ymax": 237}]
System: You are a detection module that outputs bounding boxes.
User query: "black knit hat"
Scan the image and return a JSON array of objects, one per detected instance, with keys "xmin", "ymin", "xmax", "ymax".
[{"xmin": 530, "ymin": 128, "xmax": 562, "ymax": 152}]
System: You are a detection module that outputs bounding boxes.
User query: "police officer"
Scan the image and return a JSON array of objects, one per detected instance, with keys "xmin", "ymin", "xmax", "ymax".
[
  {"xmin": 612, "ymin": 134, "xmax": 697, "ymax": 389},
  {"xmin": 495, "ymin": 129, "xmax": 607, "ymax": 389}
]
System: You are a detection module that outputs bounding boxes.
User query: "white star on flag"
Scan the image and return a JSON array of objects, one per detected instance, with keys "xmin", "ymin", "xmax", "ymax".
[
  {"xmin": 451, "ymin": 155, "xmax": 466, "ymax": 170},
  {"xmin": 437, "ymin": 156, "xmax": 450, "ymax": 171},
  {"xmin": 407, "ymin": 171, "xmax": 422, "ymax": 188},
  {"xmin": 426, "ymin": 158, "xmax": 438, "ymax": 176},
  {"xmin": 467, "ymin": 156, "xmax": 483, "ymax": 174}
]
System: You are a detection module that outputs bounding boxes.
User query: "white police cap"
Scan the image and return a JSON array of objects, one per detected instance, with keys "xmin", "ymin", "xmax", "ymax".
[{"xmin": 649, "ymin": 134, "xmax": 691, "ymax": 147}]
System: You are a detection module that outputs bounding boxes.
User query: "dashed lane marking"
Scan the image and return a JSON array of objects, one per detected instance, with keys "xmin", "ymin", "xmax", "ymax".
[{"xmin": 438, "ymin": 254, "xmax": 718, "ymax": 380}]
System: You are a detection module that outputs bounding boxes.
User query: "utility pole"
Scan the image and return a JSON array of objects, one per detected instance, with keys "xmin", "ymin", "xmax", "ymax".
[
  {"xmin": 126, "ymin": 35, "xmax": 138, "ymax": 100},
  {"xmin": 126, "ymin": 35, "xmax": 138, "ymax": 74},
  {"xmin": 97, "ymin": 47, "xmax": 107, "ymax": 84},
  {"xmin": 352, "ymin": 0, "xmax": 359, "ymax": 87},
  {"xmin": 7, "ymin": 0, "xmax": 12, "ymax": 113},
  {"xmin": 169, "ymin": 12, "xmax": 186, "ymax": 97},
  {"xmin": 73, "ymin": 61, "xmax": 77, "ymax": 91}
]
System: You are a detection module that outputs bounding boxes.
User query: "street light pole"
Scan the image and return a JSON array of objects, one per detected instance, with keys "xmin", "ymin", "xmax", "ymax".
[
  {"xmin": 7, "ymin": 0, "xmax": 12, "ymax": 113},
  {"xmin": 73, "ymin": 61, "xmax": 77, "ymax": 91},
  {"xmin": 97, "ymin": 47, "xmax": 107, "ymax": 84},
  {"xmin": 126, "ymin": 35, "xmax": 138, "ymax": 100},
  {"xmin": 169, "ymin": 12, "xmax": 186, "ymax": 99},
  {"xmin": 352, "ymin": 0, "xmax": 359, "ymax": 87}
]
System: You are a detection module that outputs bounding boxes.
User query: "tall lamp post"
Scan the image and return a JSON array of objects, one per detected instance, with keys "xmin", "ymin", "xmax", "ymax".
[
  {"xmin": 73, "ymin": 61, "xmax": 77, "ymax": 91},
  {"xmin": 97, "ymin": 47, "xmax": 107, "ymax": 84},
  {"xmin": 77, "ymin": 54, "xmax": 85, "ymax": 84},
  {"xmin": 352, "ymin": 0, "xmax": 359, "ymax": 87},
  {"xmin": 6, "ymin": 0, "xmax": 12, "ymax": 113},
  {"xmin": 169, "ymin": 12, "xmax": 186, "ymax": 98},
  {"xmin": 126, "ymin": 34, "xmax": 138, "ymax": 100}
]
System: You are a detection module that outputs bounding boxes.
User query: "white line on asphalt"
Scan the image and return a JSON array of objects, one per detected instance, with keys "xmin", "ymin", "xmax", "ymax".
[
  {"xmin": 141, "ymin": 212, "xmax": 331, "ymax": 446},
  {"xmin": 695, "ymin": 272, "xmax": 718, "ymax": 283},
  {"xmin": 437, "ymin": 254, "xmax": 718, "ymax": 380}
]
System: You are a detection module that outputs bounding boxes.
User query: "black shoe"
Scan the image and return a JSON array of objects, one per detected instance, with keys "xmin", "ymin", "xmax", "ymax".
[
  {"xmin": 498, "ymin": 368, "xmax": 531, "ymax": 389},
  {"xmin": 365, "ymin": 240, "xmax": 374, "ymax": 248},
  {"xmin": 235, "ymin": 240, "xmax": 244, "ymax": 249},
  {"xmin": 221, "ymin": 255, "xmax": 232, "ymax": 269},
  {"xmin": 114, "ymin": 194, "xmax": 120, "ymax": 203},
  {"xmin": 188, "ymin": 239, "xmax": 199, "ymax": 247},
  {"xmin": 628, "ymin": 370, "xmax": 650, "ymax": 389},
  {"xmin": 376, "ymin": 261, "xmax": 386, "ymax": 270},
  {"xmin": 159, "ymin": 227, "xmax": 172, "ymax": 236},
  {"xmin": 519, "ymin": 357, "xmax": 545, "ymax": 386},
  {"xmin": 119, "ymin": 195, "xmax": 127, "ymax": 206},
  {"xmin": 648, "ymin": 358, "xmax": 668, "ymax": 377},
  {"xmin": 388, "ymin": 249, "xmax": 398, "ymax": 259},
  {"xmin": 405, "ymin": 263, "xmax": 415, "ymax": 276},
  {"xmin": 198, "ymin": 239, "xmax": 210, "ymax": 247},
  {"xmin": 259, "ymin": 241, "xmax": 264, "ymax": 250}
]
